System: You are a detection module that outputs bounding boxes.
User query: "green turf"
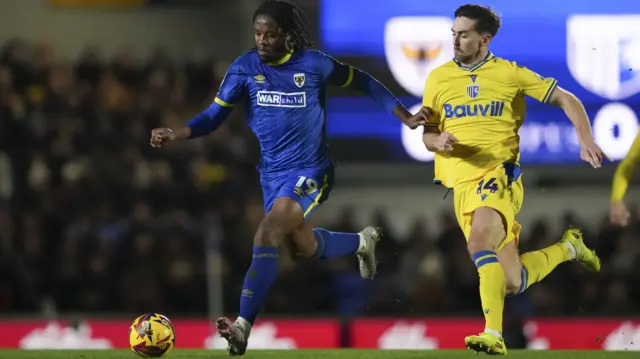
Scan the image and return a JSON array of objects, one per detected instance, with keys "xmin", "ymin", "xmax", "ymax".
[{"xmin": 0, "ymin": 350, "xmax": 637, "ymax": 358}]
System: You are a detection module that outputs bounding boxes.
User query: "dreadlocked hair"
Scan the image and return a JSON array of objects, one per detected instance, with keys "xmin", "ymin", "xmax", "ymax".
[{"xmin": 253, "ymin": 0, "xmax": 314, "ymax": 50}]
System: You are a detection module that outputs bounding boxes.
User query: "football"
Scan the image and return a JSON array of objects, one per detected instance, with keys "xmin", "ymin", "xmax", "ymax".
[{"xmin": 129, "ymin": 313, "xmax": 176, "ymax": 357}]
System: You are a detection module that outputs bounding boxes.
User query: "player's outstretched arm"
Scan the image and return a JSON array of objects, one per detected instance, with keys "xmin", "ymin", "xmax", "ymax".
[
  {"xmin": 185, "ymin": 99, "xmax": 235, "ymax": 138},
  {"xmin": 516, "ymin": 64, "xmax": 606, "ymax": 167},
  {"xmin": 548, "ymin": 88, "xmax": 593, "ymax": 147},
  {"xmin": 150, "ymin": 100, "xmax": 234, "ymax": 148},
  {"xmin": 548, "ymin": 88, "xmax": 608, "ymax": 168},
  {"xmin": 342, "ymin": 65, "xmax": 426, "ymax": 128},
  {"xmin": 319, "ymin": 52, "xmax": 425, "ymax": 129},
  {"xmin": 151, "ymin": 59, "xmax": 245, "ymax": 148}
]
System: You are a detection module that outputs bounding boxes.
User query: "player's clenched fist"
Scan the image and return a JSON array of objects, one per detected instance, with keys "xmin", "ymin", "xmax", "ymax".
[
  {"xmin": 433, "ymin": 132, "xmax": 458, "ymax": 152},
  {"xmin": 150, "ymin": 128, "xmax": 176, "ymax": 148}
]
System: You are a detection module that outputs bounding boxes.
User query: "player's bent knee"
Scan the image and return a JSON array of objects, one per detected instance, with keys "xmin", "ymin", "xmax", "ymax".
[
  {"xmin": 254, "ymin": 217, "xmax": 288, "ymax": 247},
  {"xmin": 255, "ymin": 197, "xmax": 305, "ymax": 247},
  {"xmin": 282, "ymin": 232, "xmax": 314, "ymax": 261},
  {"xmin": 497, "ymin": 241, "xmax": 522, "ymax": 294},
  {"xmin": 467, "ymin": 207, "xmax": 507, "ymax": 254},
  {"xmin": 289, "ymin": 225, "xmax": 317, "ymax": 261},
  {"xmin": 503, "ymin": 263, "xmax": 522, "ymax": 294},
  {"xmin": 505, "ymin": 276, "xmax": 522, "ymax": 295},
  {"xmin": 279, "ymin": 234, "xmax": 299, "ymax": 264}
]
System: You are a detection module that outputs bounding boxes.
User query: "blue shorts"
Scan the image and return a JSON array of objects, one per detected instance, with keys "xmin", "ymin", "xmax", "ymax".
[{"xmin": 260, "ymin": 166, "xmax": 335, "ymax": 219}]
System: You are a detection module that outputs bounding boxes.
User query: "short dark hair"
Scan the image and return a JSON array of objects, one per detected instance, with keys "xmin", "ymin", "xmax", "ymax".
[
  {"xmin": 454, "ymin": 4, "xmax": 501, "ymax": 37},
  {"xmin": 253, "ymin": 0, "xmax": 314, "ymax": 49}
]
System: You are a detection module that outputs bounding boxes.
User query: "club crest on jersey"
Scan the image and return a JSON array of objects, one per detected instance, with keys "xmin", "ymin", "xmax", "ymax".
[
  {"xmin": 467, "ymin": 84, "xmax": 479, "ymax": 98},
  {"xmin": 567, "ymin": 15, "xmax": 640, "ymax": 100},
  {"xmin": 384, "ymin": 16, "xmax": 454, "ymax": 97},
  {"xmin": 467, "ymin": 74, "xmax": 479, "ymax": 98},
  {"xmin": 293, "ymin": 73, "xmax": 305, "ymax": 88}
]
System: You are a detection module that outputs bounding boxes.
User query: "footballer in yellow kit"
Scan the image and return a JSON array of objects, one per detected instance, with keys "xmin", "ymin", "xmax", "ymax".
[{"xmin": 420, "ymin": 4, "xmax": 606, "ymax": 355}]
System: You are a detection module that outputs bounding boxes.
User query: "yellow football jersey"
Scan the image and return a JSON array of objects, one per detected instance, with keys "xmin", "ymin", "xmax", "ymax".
[
  {"xmin": 423, "ymin": 52, "xmax": 558, "ymax": 187},
  {"xmin": 612, "ymin": 132, "xmax": 640, "ymax": 201}
]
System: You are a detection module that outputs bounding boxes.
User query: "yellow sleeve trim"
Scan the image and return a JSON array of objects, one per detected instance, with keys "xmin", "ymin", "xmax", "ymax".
[
  {"xmin": 340, "ymin": 66, "xmax": 354, "ymax": 88},
  {"xmin": 214, "ymin": 97, "xmax": 234, "ymax": 108}
]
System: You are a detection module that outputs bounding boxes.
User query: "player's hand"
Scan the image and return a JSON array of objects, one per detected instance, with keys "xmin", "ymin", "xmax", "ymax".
[
  {"xmin": 433, "ymin": 131, "xmax": 458, "ymax": 152},
  {"xmin": 150, "ymin": 128, "xmax": 176, "ymax": 148},
  {"xmin": 610, "ymin": 200, "xmax": 630, "ymax": 227},
  {"xmin": 403, "ymin": 106, "xmax": 433, "ymax": 129},
  {"xmin": 579, "ymin": 139, "xmax": 608, "ymax": 168}
]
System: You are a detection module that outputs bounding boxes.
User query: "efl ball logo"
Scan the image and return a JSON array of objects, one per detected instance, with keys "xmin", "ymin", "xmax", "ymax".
[
  {"xmin": 567, "ymin": 15, "xmax": 640, "ymax": 100},
  {"xmin": 384, "ymin": 17, "xmax": 454, "ymax": 97}
]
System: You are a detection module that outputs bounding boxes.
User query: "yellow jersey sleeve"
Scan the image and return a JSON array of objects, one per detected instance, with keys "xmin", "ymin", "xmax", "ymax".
[
  {"xmin": 422, "ymin": 72, "xmax": 440, "ymax": 128},
  {"xmin": 514, "ymin": 64, "xmax": 558, "ymax": 103},
  {"xmin": 612, "ymin": 133, "xmax": 640, "ymax": 201}
]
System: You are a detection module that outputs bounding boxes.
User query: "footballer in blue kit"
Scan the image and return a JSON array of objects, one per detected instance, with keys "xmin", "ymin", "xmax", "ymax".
[{"xmin": 150, "ymin": 0, "xmax": 427, "ymax": 355}]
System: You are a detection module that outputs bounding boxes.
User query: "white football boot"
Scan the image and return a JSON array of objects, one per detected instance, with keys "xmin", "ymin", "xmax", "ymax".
[{"xmin": 357, "ymin": 226, "xmax": 382, "ymax": 279}]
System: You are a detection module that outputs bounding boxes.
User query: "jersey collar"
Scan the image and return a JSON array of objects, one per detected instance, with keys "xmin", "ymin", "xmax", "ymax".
[
  {"xmin": 453, "ymin": 51, "xmax": 494, "ymax": 72},
  {"xmin": 268, "ymin": 49, "xmax": 294, "ymax": 66}
]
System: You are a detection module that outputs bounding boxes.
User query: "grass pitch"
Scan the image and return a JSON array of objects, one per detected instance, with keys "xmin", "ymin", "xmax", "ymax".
[{"xmin": 0, "ymin": 350, "xmax": 637, "ymax": 358}]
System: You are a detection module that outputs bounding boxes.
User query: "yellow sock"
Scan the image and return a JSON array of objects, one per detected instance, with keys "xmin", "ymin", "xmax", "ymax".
[
  {"xmin": 518, "ymin": 243, "xmax": 570, "ymax": 293},
  {"xmin": 472, "ymin": 250, "xmax": 505, "ymax": 334}
]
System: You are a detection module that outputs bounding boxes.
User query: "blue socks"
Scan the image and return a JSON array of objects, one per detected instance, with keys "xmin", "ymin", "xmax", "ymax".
[
  {"xmin": 237, "ymin": 230, "xmax": 361, "ymax": 325},
  {"xmin": 312, "ymin": 228, "xmax": 361, "ymax": 259},
  {"xmin": 239, "ymin": 246, "xmax": 279, "ymax": 324}
]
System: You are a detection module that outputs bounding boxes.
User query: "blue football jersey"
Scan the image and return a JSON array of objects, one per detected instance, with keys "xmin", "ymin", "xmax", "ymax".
[
  {"xmin": 186, "ymin": 48, "xmax": 401, "ymax": 173},
  {"xmin": 214, "ymin": 49, "xmax": 400, "ymax": 173}
]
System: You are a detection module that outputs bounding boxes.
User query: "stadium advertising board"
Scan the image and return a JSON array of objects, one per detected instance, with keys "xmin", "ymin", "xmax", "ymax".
[
  {"xmin": 350, "ymin": 318, "xmax": 640, "ymax": 350},
  {"xmin": 0, "ymin": 318, "xmax": 637, "ymax": 350},
  {"xmin": 0, "ymin": 319, "xmax": 339, "ymax": 350},
  {"xmin": 319, "ymin": 0, "xmax": 640, "ymax": 164}
]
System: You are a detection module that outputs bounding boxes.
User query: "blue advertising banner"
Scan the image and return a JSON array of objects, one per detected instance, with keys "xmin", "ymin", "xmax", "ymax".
[{"xmin": 319, "ymin": 0, "xmax": 640, "ymax": 163}]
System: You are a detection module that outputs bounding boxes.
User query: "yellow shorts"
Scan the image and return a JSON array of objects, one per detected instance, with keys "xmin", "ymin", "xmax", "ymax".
[{"xmin": 453, "ymin": 163, "xmax": 524, "ymax": 251}]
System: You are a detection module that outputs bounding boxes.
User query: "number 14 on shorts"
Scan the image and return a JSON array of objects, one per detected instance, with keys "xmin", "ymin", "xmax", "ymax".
[{"xmin": 477, "ymin": 177, "xmax": 499, "ymax": 201}]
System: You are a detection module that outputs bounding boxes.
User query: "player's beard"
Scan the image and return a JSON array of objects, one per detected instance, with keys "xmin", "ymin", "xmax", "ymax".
[
  {"xmin": 258, "ymin": 47, "xmax": 284, "ymax": 62},
  {"xmin": 455, "ymin": 47, "xmax": 483, "ymax": 66},
  {"xmin": 258, "ymin": 43, "xmax": 289, "ymax": 62}
]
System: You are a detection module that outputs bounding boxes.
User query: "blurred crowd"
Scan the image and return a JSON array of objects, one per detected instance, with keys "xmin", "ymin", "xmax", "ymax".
[{"xmin": 1, "ymin": 39, "xmax": 639, "ymax": 319}]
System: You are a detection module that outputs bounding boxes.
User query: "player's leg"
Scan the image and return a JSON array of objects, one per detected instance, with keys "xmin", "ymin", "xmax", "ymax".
[
  {"xmin": 240, "ymin": 197, "xmax": 302, "ymax": 318},
  {"xmin": 495, "ymin": 221, "xmax": 570, "ymax": 297},
  {"xmin": 287, "ymin": 219, "xmax": 359, "ymax": 261},
  {"xmin": 515, "ymin": 228, "xmax": 600, "ymax": 294},
  {"xmin": 458, "ymin": 167, "xmax": 521, "ymax": 355},
  {"xmin": 288, "ymin": 217, "xmax": 380, "ymax": 279},
  {"xmin": 463, "ymin": 206, "xmax": 509, "ymax": 355},
  {"xmin": 282, "ymin": 167, "xmax": 380, "ymax": 279},
  {"xmin": 467, "ymin": 207, "xmax": 508, "ymax": 338},
  {"xmin": 497, "ymin": 240, "xmax": 523, "ymax": 295},
  {"xmin": 496, "ymin": 232, "xmax": 577, "ymax": 296},
  {"xmin": 502, "ymin": 176, "xmax": 599, "ymax": 295},
  {"xmin": 216, "ymin": 175, "xmax": 305, "ymax": 356}
]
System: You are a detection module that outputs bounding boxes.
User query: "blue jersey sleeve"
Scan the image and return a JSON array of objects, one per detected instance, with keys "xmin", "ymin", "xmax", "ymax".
[
  {"xmin": 317, "ymin": 51, "xmax": 400, "ymax": 113},
  {"xmin": 186, "ymin": 60, "xmax": 247, "ymax": 138},
  {"xmin": 215, "ymin": 63, "xmax": 246, "ymax": 107}
]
